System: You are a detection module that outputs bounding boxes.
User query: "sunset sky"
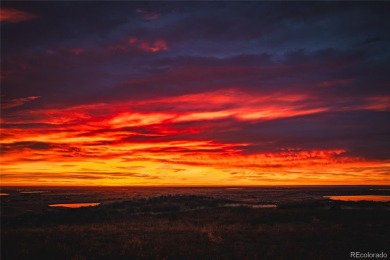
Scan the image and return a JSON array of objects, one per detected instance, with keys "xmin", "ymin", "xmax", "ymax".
[{"xmin": 1, "ymin": 2, "xmax": 389, "ymax": 186}]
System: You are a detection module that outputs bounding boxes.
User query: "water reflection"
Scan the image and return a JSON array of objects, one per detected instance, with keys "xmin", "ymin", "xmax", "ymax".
[
  {"xmin": 0, "ymin": 193, "xmax": 9, "ymax": 196},
  {"xmin": 251, "ymin": 204, "xmax": 277, "ymax": 209},
  {"xmin": 49, "ymin": 203, "xmax": 101, "ymax": 208},
  {"xmin": 325, "ymin": 195, "xmax": 390, "ymax": 202},
  {"xmin": 20, "ymin": 191, "xmax": 49, "ymax": 194},
  {"xmin": 224, "ymin": 203, "xmax": 277, "ymax": 208}
]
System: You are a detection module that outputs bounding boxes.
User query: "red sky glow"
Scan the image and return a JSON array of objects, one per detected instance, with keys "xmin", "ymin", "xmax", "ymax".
[{"xmin": 1, "ymin": 2, "xmax": 389, "ymax": 186}]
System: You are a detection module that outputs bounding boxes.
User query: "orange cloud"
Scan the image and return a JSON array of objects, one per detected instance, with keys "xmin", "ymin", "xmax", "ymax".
[
  {"xmin": 109, "ymin": 112, "xmax": 175, "ymax": 128},
  {"xmin": 1, "ymin": 89, "xmax": 389, "ymax": 186},
  {"xmin": 0, "ymin": 7, "xmax": 38, "ymax": 23},
  {"xmin": 141, "ymin": 89, "xmax": 326, "ymax": 122}
]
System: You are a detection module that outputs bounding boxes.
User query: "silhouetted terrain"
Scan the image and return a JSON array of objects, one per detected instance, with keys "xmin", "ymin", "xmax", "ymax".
[{"xmin": 1, "ymin": 187, "xmax": 390, "ymax": 259}]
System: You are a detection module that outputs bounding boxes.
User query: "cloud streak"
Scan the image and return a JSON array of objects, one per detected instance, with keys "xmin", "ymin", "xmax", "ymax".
[
  {"xmin": 0, "ymin": 8, "xmax": 38, "ymax": 23},
  {"xmin": 1, "ymin": 96, "xmax": 41, "ymax": 109}
]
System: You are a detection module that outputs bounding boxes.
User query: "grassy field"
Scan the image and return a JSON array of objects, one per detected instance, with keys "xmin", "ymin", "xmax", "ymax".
[{"xmin": 2, "ymin": 196, "xmax": 390, "ymax": 259}]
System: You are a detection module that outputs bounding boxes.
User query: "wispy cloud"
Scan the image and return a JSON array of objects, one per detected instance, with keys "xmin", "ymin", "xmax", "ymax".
[
  {"xmin": 139, "ymin": 39, "xmax": 168, "ymax": 53},
  {"xmin": 109, "ymin": 37, "xmax": 168, "ymax": 53},
  {"xmin": 136, "ymin": 8, "xmax": 159, "ymax": 20},
  {"xmin": 0, "ymin": 7, "xmax": 38, "ymax": 23},
  {"xmin": 1, "ymin": 96, "xmax": 40, "ymax": 109}
]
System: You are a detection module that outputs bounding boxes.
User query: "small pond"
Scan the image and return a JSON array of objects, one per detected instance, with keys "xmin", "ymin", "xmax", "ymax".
[
  {"xmin": 49, "ymin": 203, "xmax": 101, "ymax": 208},
  {"xmin": 324, "ymin": 195, "xmax": 390, "ymax": 202}
]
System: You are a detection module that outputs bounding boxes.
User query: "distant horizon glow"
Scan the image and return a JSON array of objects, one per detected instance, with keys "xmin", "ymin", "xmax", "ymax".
[{"xmin": 1, "ymin": 2, "xmax": 389, "ymax": 186}]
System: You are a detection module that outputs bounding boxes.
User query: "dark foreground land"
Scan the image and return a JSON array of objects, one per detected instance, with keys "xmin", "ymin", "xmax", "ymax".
[{"xmin": 2, "ymin": 192, "xmax": 390, "ymax": 260}]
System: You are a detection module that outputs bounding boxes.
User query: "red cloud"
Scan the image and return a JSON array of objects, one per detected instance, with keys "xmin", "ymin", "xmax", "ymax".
[
  {"xmin": 109, "ymin": 37, "xmax": 168, "ymax": 53},
  {"xmin": 2, "ymin": 89, "xmax": 389, "ymax": 185},
  {"xmin": 68, "ymin": 48, "xmax": 85, "ymax": 56},
  {"xmin": 0, "ymin": 8, "xmax": 38, "ymax": 23},
  {"xmin": 128, "ymin": 37, "xmax": 138, "ymax": 44},
  {"xmin": 1, "ymin": 96, "xmax": 40, "ymax": 109},
  {"xmin": 139, "ymin": 39, "xmax": 168, "ymax": 53}
]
